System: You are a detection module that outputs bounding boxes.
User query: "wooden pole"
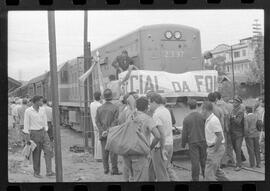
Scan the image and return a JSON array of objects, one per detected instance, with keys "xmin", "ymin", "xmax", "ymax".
[
  {"xmin": 83, "ymin": 11, "xmax": 89, "ymax": 150},
  {"xmin": 47, "ymin": 11, "xmax": 63, "ymax": 182},
  {"xmin": 87, "ymin": 42, "xmax": 95, "ymax": 150}
]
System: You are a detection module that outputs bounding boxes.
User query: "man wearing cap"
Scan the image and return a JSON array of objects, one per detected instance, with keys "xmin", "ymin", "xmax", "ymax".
[
  {"xmin": 230, "ymin": 96, "xmax": 245, "ymax": 171},
  {"xmin": 201, "ymin": 101, "xmax": 228, "ymax": 181},
  {"xmin": 96, "ymin": 89, "xmax": 122, "ymax": 175},
  {"xmin": 214, "ymin": 92, "xmax": 235, "ymax": 168}
]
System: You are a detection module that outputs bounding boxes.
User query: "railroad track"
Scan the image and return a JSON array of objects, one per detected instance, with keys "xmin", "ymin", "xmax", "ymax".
[{"xmin": 172, "ymin": 161, "xmax": 265, "ymax": 175}]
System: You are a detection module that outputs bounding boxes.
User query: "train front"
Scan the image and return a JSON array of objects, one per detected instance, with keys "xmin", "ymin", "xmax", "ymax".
[{"xmin": 140, "ymin": 24, "xmax": 203, "ymax": 73}]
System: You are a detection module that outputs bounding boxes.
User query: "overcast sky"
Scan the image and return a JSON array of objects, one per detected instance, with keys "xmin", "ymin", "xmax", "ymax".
[{"xmin": 8, "ymin": 10, "xmax": 264, "ymax": 81}]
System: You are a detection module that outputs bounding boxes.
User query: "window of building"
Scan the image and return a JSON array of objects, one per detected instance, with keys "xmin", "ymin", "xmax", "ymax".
[
  {"xmin": 234, "ymin": 51, "xmax": 240, "ymax": 58},
  {"xmin": 227, "ymin": 66, "xmax": 230, "ymax": 72},
  {"xmin": 242, "ymin": 49, "xmax": 247, "ymax": 57}
]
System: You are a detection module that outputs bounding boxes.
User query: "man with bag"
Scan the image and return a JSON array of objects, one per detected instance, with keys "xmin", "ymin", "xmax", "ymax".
[
  {"xmin": 96, "ymin": 89, "xmax": 122, "ymax": 175},
  {"xmin": 122, "ymin": 96, "xmax": 161, "ymax": 181}
]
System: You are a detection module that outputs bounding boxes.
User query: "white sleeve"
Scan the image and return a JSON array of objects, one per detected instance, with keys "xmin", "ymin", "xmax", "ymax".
[{"xmin": 210, "ymin": 118, "xmax": 223, "ymax": 133}]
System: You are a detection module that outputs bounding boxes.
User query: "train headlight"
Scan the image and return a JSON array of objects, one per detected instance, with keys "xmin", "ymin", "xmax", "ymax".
[
  {"xmin": 165, "ymin": 31, "xmax": 173, "ymax": 39},
  {"xmin": 174, "ymin": 31, "xmax": 182, "ymax": 39}
]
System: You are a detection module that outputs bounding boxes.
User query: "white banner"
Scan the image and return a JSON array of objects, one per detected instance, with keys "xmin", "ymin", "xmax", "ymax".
[{"xmin": 119, "ymin": 70, "xmax": 218, "ymax": 97}]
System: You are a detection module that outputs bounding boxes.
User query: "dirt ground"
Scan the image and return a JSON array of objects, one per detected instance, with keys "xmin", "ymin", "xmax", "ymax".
[{"xmin": 8, "ymin": 115, "xmax": 265, "ymax": 182}]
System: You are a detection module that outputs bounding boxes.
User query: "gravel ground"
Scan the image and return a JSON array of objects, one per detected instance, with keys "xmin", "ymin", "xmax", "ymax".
[{"xmin": 8, "ymin": 115, "xmax": 264, "ymax": 182}]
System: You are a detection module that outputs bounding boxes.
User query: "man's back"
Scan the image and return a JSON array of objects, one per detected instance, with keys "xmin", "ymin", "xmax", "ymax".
[
  {"xmin": 96, "ymin": 102, "xmax": 119, "ymax": 131},
  {"xmin": 182, "ymin": 112, "xmax": 206, "ymax": 144},
  {"xmin": 245, "ymin": 113, "xmax": 259, "ymax": 137},
  {"xmin": 153, "ymin": 105, "xmax": 173, "ymax": 146},
  {"xmin": 135, "ymin": 111, "xmax": 156, "ymax": 145}
]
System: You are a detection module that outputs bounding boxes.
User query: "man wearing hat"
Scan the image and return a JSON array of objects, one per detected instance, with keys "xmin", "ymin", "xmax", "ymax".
[
  {"xmin": 95, "ymin": 89, "xmax": 122, "ymax": 175},
  {"xmin": 229, "ymin": 96, "xmax": 245, "ymax": 171}
]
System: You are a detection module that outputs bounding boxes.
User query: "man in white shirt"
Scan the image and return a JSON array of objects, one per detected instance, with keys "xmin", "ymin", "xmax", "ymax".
[
  {"xmin": 201, "ymin": 101, "xmax": 228, "ymax": 181},
  {"xmin": 90, "ymin": 91, "xmax": 102, "ymax": 161},
  {"xmin": 148, "ymin": 93, "xmax": 177, "ymax": 181},
  {"xmin": 23, "ymin": 95, "xmax": 55, "ymax": 178}
]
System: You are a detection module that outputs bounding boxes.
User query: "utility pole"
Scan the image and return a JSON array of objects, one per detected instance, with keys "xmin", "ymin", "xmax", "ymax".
[
  {"xmin": 230, "ymin": 46, "xmax": 235, "ymax": 99},
  {"xmin": 252, "ymin": 19, "xmax": 263, "ymax": 96},
  {"xmin": 87, "ymin": 42, "xmax": 94, "ymax": 150},
  {"xmin": 83, "ymin": 11, "xmax": 89, "ymax": 151},
  {"xmin": 47, "ymin": 11, "xmax": 63, "ymax": 182}
]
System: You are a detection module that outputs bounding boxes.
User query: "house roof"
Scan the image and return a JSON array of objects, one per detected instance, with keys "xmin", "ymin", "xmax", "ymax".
[{"xmin": 8, "ymin": 77, "xmax": 22, "ymax": 87}]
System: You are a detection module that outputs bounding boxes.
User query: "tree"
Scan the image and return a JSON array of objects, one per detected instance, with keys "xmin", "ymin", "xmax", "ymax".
[{"xmin": 247, "ymin": 35, "xmax": 264, "ymax": 92}]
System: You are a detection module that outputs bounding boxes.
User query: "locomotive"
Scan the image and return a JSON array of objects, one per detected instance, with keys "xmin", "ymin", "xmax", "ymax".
[{"xmin": 10, "ymin": 24, "xmax": 203, "ymax": 134}]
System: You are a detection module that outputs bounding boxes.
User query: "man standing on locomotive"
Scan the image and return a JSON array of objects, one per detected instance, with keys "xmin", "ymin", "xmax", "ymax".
[
  {"xmin": 112, "ymin": 50, "xmax": 134, "ymax": 79},
  {"xmin": 107, "ymin": 64, "xmax": 138, "ymax": 101}
]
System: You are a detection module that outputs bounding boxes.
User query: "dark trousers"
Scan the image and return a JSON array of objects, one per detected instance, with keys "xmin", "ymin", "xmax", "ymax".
[
  {"xmin": 47, "ymin": 122, "xmax": 53, "ymax": 141},
  {"xmin": 231, "ymin": 136, "xmax": 244, "ymax": 167},
  {"xmin": 245, "ymin": 137, "xmax": 261, "ymax": 167},
  {"xmin": 100, "ymin": 139, "xmax": 118, "ymax": 173},
  {"xmin": 189, "ymin": 141, "xmax": 207, "ymax": 181},
  {"xmin": 30, "ymin": 129, "xmax": 53, "ymax": 175}
]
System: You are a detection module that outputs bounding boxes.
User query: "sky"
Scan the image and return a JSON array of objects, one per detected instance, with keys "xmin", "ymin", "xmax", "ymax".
[{"xmin": 8, "ymin": 10, "xmax": 264, "ymax": 81}]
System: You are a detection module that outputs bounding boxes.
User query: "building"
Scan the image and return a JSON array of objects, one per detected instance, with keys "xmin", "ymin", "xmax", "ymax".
[
  {"xmin": 8, "ymin": 77, "xmax": 22, "ymax": 94},
  {"xmin": 204, "ymin": 37, "xmax": 262, "ymax": 98}
]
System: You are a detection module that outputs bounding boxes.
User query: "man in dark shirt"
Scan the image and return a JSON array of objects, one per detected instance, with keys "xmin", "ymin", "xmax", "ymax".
[
  {"xmin": 96, "ymin": 89, "xmax": 122, "ymax": 175},
  {"xmin": 182, "ymin": 99, "xmax": 207, "ymax": 181},
  {"xmin": 112, "ymin": 50, "xmax": 134, "ymax": 78},
  {"xmin": 230, "ymin": 96, "xmax": 245, "ymax": 171}
]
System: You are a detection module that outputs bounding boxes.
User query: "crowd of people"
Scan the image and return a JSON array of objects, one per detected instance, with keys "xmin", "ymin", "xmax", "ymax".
[
  {"xmin": 8, "ymin": 49, "xmax": 265, "ymax": 181},
  {"xmin": 90, "ymin": 88, "xmax": 265, "ymax": 182}
]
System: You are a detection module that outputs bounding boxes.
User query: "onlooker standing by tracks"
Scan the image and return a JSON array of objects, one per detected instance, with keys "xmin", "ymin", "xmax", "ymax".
[
  {"xmin": 148, "ymin": 93, "xmax": 177, "ymax": 181},
  {"xmin": 208, "ymin": 93, "xmax": 224, "ymax": 130},
  {"xmin": 90, "ymin": 91, "xmax": 102, "ymax": 161},
  {"xmin": 244, "ymin": 106, "xmax": 261, "ymax": 168},
  {"xmin": 23, "ymin": 95, "xmax": 55, "ymax": 178},
  {"xmin": 96, "ymin": 89, "xmax": 122, "ymax": 175},
  {"xmin": 17, "ymin": 98, "xmax": 29, "ymax": 147},
  {"xmin": 201, "ymin": 101, "xmax": 228, "ymax": 181},
  {"xmin": 214, "ymin": 92, "xmax": 235, "ymax": 167},
  {"xmin": 230, "ymin": 97, "xmax": 245, "ymax": 171},
  {"xmin": 182, "ymin": 99, "xmax": 207, "ymax": 181},
  {"xmin": 122, "ymin": 97, "xmax": 161, "ymax": 181}
]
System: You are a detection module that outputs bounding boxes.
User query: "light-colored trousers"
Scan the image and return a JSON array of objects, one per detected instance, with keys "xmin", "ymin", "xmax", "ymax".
[
  {"xmin": 123, "ymin": 155, "xmax": 149, "ymax": 181},
  {"xmin": 149, "ymin": 145, "xmax": 178, "ymax": 181},
  {"xmin": 94, "ymin": 127, "xmax": 102, "ymax": 160},
  {"xmin": 205, "ymin": 144, "xmax": 229, "ymax": 181}
]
